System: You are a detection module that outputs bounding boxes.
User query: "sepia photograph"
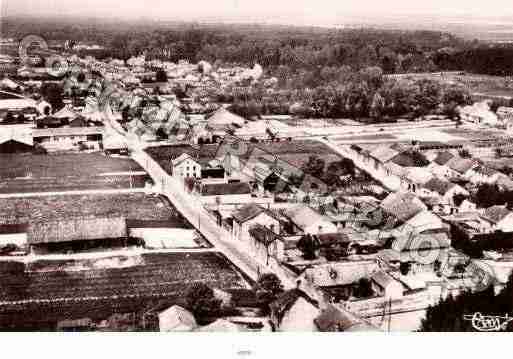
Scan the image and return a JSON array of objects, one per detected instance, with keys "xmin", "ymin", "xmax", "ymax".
[{"xmin": 1, "ymin": 0, "xmax": 513, "ymax": 350}]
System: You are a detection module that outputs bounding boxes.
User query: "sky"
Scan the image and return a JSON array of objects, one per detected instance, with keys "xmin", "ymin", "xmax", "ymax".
[{"xmin": 3, "ymin": 0, "xmax": 513, "ymax": 25}]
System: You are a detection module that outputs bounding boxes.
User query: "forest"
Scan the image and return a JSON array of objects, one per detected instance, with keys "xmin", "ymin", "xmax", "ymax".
[
  {"xmin": 4, "ymin": 16, "xmax": 513, "ymax": 76},
  {"xmin": 2, "ymin": 17, "xmax": 512, "ymax": 120}
]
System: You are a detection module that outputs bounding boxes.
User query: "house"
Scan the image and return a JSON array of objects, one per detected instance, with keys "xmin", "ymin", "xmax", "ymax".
[
  {"xmin": 269, "ymin": 289, "xmax": 319, "ymax": 331},
  {"xmin": 393, "ymin": 210, "xmax": 446, "ymax": 237},
  {"xmin": 206, "ymin": 107, "xmax": 246, "ymax": 127},
  {"xmin": 199, "ymin": 182, "xmax": 253, "ymax": 205},
  {"xmin": 303, "ymin": 261, "xmax": 379, "ymax": 290},
  {"xmin": 158, "ymin": 305, "xmax": 197, "ymax": 332},
  {"xmin": 390, "ymin": 231, "xmax": 451, "ymax": 273},
  {"xmin": 380, "ymin": 192, "xmax": 428, "ymax": 225},
  {"xmin": 428, "ymin": 151, "xmax": 455, "ymax": 178},
  {"xmin": 0, "ymin": 223, "xmax": 29, "ymax": 250},
  {"xmin": 282, "ymin": 205, "xmax": 337, "ymax": 235},
  {"xmin": 32, "ymin": 126, "xmax": 103, "ymax": 152},
  {"xmin": 201, "ymin": 166, "xmax": 226, "ymax": 184},
  {"xmin": 0, "ymin": 90, "xmax": 38, "ymax": 112},
  {"xmin": 196, "ymin": 319, "xmax": 240, "ymax": 332},
  {"xmin": 481, "ymin": 205, "xmax": 513, "ymax": 232},
  {"xmin": 445, "ymin": 157, "xmax": 476, "ymax": 179},
  {"xmin": 370, "ymin": 271, "xmax": 404, "ymax": 299},
  {"xmin": 314, "ymin": 304, "xmax": 376, "ymax": 332},
  {"xmin": 28, "ymin": 216, "xmax": 128, "ymax": 253},
  {"xmin": 172, "ymin": 153, "xmax": 201, "ymax": 179},
  {"xmin": 466, "ymin": 165, "xmax": 501, "ymax": 185},
  {"xmin": 497, "ymin": 106, "xmax": 513, "ymax": 128},
  {"xmin": 458, "ymin": 101, "xmax": 499, "ymax": 126},
  {"xmin": 232, "ymin": 203, "xmax": 280, "ymax": 242},
  {"xmin": 248, "ymin": 224, "xmax": 286, "ymax": 265},
  {"xmin": 421, "ymin": 177, "xmax": 469, "ymax": 206},
  {"xmin": 0, "ymin": 139, "xmax": 34, "ymax": 154}
]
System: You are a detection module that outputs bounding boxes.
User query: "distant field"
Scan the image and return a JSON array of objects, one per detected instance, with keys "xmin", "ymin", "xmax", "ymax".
[
  {"xmin": 388, "ymin": 72, "xmax": 513, "ymax": 100},
  {"xmin": 0, "ymin": 252, "xmax": 250, "ymax": 329},
  {"xmin": 0, "ymin": 153, "xmax": 151, "ymax": 193},
  {"xmin": 442, "ymin": 128, "xmax": 507, "ymax": 140}
]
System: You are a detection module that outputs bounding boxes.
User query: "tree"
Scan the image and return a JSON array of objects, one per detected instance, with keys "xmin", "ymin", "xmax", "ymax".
[
  {"xmin": 155, "ymin": 69, "xmax": 168, "ymax": 83},
  {"xmin": 458, "ymin": 149, "xmax": 472, "ymax": 158},
  {"xmin": 323, "ymin": 159, "xmax": 356, "ymax": 187},
  {"xmin": 400, "ymin": 261, "xmax": 411, "ymax": 275},
  {"xmin": 302, "ymin": 155, "xmax": 325, "ymax": 177},
  {"xmin": 253, "ymin": 273, "xmax": 284, "ymax": 314},
  {"xmin": 370, "ymin": 92, "xmax": 385, "ymax": 120},
  {"xmin": 184, "ymin": 283, "xmax": 222, "ymax": 322},
  {"xmin": 453, "ymin": 193, "xmax": 468, "ymax": 207},
  {"xmin": 40, "ymin": 82, "xmax": 64, "ymax": 111},
  {"xmin": 297, "ymin": 234, "xmax": 318, "ymax": 260},
  {"xmin": 184, "ymin": 177, "xmax": 196, "ymax": 192},
  {"xmin": 353, "ymin": 278, "xmax": 374, "ymax": 298}
]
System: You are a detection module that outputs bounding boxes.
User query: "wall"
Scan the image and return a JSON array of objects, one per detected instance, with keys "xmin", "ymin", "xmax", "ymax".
[{"xmin": 200, "ymin": 193, "xmax": 253, "ymax": 205}]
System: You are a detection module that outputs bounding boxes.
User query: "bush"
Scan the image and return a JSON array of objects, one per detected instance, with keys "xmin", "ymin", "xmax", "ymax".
[{"xmin": 184, "ymin": 283, "xmax": 222, "ymax": 323}]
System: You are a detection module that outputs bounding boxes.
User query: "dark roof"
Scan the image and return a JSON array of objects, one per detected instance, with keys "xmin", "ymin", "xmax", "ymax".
[
  {"xmin": 447, "ymin": 157, "xmax": 475, "ymax": 174},
  {"xmin": 270, "ymin": 289, "xmax": 318, "ymax": 325},
  {"xmin": 0, "ymin": 223, "xmax": 29, "ymax": 235},
  {"xmin": 201, "ymin": 182, "xmax": 251, "ymax": 196},
  {"xmin": 201, "ymin": 167, "xmax": 225, "ymax": 179},
  {"xmin": 371, "ymin": 271, "xmax": 396, "ymax": 289},
  {"xmin": 232, "ymin": 203, "xmax": 270, "ymax": 223},
  {"xmin": 126, "ymin": 219, "xmax": 189, "ymax": 229},
  {"xmin": 312, "ymin": 233, "xmax": 352, "ymax": 247},
  {"xmin": 29, "ymin": 216, "xmax": 127, "ymax": 244},
  {"xmin": 433, "ymin": 151, "xmax": 454, "ymax": 166},
  {"xmin": 390, "ymin": 151, "xmax": 429, "ymax": 168},
  {"xmin": 473, "ymin": 165, "xmax": 497, "ymax": 177},
  {"xmin": 483, "ymin": 205, "xmax": 511, "ymax": 224},
  {"xmin": 248, "ymin": 224, "xmax": 281, "ymax": 246},
  {"xmin": 0, "ymin": 140, "xmax": 34, "ymax": 154},
  {"xmin": 314, "ymin": 304, "xmax": 372, "ymax": 332},
  {"xmin": 381, "ymin": 192, "xmax": 426, "ymax": 223},
  {"xmin": 424, "ymin": 177, "xmax": 456, "ymax": 196}
]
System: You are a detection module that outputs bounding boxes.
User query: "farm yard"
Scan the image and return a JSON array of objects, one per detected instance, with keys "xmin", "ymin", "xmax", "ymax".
[
  {"xmin": 0, "ymin": 153, "xmax": 151, "ymax": 193},
  {"xmin": 0, "ymin": 252, "xmax": 250, "ymax": 330},
  {"xmin": 0, "ymin": 193, "xmax": 190, "ymax": 228}
]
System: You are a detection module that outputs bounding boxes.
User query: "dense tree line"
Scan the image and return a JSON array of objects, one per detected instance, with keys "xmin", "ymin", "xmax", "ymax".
[
  {"xmin": 222, "ymin": 68, "xmax": 472, "ymax": 120},
  {"xmin": 420, "ymin": 273, "xmax": 513, "ymax": 331},
  {"xmin": 4, "ymin": 17, "xmax": 513, "ymax": 76}
]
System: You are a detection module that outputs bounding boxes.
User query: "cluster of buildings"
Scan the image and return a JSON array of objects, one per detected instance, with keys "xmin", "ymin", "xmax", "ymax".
[{"xmin": 2, "ymin": 36, "xmax": 513, "ymax": 332}]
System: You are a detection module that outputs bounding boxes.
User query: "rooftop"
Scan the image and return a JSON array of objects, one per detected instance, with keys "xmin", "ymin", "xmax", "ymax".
[{"xmin": 201, "ymin": 182, "xmax": 252, "ymax": 196}]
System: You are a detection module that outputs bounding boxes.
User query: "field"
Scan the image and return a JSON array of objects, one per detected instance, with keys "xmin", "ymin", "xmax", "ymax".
[
  {"xmin": 0, "ymin": 252, "xmax": 250, "ymax": 329},
  {"xmin": 387, "ymin": 72, "xmax": 513, "ymax": 100},
  {"xmin": 0, "ymin": 193, "xmax": 190, "ymax": 228},
  {"xmin": 0, "ymin": 153, "xmax": 151, "ymax": 193}
]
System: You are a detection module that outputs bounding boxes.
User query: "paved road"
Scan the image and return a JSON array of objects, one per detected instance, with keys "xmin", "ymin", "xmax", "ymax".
[{"xmin": 132, "ymin": 150, "xmax": 297, "ymax": 288}]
